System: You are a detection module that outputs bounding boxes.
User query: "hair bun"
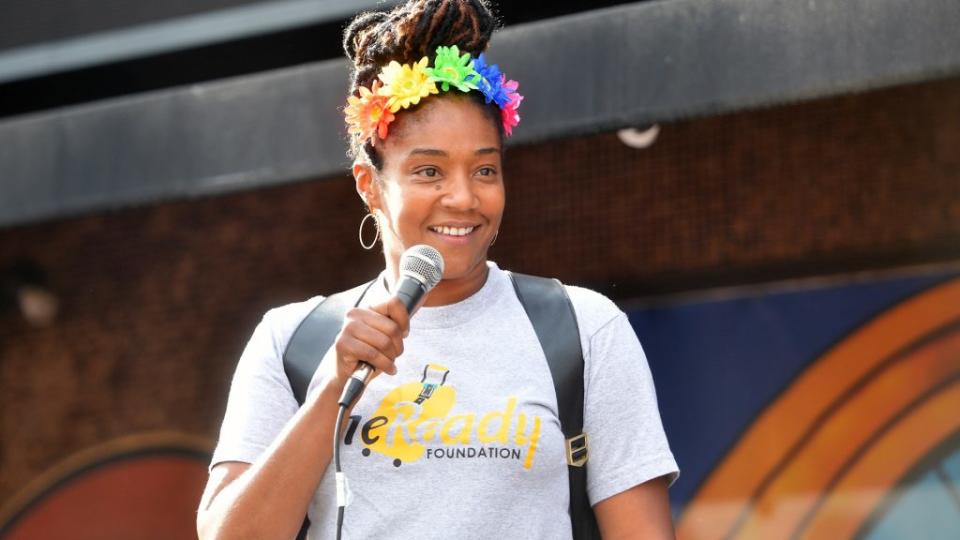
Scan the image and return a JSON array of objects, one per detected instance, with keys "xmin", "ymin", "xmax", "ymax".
[
  {"xmin": 342, "ymin": 11, "xmax": 390, "ymax": 65},
  {"xmin": 344, "ymin": 0, "xmax": 499, "ymax": 91}
]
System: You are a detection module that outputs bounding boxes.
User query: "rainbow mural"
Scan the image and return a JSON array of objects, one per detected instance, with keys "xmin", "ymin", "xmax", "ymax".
[{"xmin": 630, "ymin": 267, "xmax": 960, "ymax": 539}]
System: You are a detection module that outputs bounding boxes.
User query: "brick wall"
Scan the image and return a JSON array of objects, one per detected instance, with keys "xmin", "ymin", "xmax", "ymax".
[{"xmin": 1, "ymin": 76, "xmax": 958, "ymax": 508}]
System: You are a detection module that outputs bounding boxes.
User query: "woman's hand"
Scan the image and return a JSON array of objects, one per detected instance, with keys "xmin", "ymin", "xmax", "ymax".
[{"xmin": 333, "ymin": 297, "xmax": 411, "ymax": 386}]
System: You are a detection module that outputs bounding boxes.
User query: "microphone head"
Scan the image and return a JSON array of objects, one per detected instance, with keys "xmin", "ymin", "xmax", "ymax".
[{"xmin": 399, "ymin": 245, "xmax": 445, "ymax": 290}]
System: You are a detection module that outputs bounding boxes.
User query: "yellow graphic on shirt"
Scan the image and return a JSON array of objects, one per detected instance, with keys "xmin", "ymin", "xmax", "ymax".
[{"xmin": 363, "ymin": 363, "xmax": 542, "ymax": 469}]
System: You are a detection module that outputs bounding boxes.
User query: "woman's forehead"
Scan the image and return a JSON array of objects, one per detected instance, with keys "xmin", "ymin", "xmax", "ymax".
[{"xmin": 382, "ymin": 97, "xmax": 501, "ymax": 156}]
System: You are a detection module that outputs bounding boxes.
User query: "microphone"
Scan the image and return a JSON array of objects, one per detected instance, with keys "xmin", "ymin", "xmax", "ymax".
[{"xmin": 338, "ymin": 244, "xmax": 445, "ymax": 407}]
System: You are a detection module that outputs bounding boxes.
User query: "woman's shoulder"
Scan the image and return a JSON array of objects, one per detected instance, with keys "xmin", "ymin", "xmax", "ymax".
[
  {"xmin": 253, "ymin": 279, "xmax": 381, "ymax": 355},
  {"xmin": 492, "ymin": 264, "xmax": 623, "ymax": 336},
  {"xmin": 262, "ymin": 295, "xmax": 326, "ymax": 326},
  {"xmin": 562, "ymin": 283, "xmax": 625, "ymax": 337},
  {"xmin": 257, "ymin": 295, "xmax": 327, "ymax": 354}
]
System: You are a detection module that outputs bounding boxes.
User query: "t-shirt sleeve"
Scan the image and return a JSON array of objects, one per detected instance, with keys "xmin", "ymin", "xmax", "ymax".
[
  {"xmin": 579, "ymin": 305, "xmax": 679, "ymax": 506},
  {"xmin": 209, "ymin": 308, "xmax": 301, "ymax": 469}
]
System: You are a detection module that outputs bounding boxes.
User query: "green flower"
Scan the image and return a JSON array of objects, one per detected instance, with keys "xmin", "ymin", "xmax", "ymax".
[{"xmin": 426, "ymin": 45, "xmax": 481, "ymax": 92}]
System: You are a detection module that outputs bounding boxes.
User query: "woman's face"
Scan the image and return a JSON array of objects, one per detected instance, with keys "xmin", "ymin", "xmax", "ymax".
[{"xmin": 357, "ymin": 96, "xmax": 504, "ymax": 283}]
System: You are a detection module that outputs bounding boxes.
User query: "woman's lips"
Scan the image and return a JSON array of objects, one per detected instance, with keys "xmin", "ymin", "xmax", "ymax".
[
  {"xmin": 428, "ymin": 224, "xmax": 480, "ymax": 244},
  {"xmin": 428, "ymin": 225, "xmax": 476, "ymax": 237}
]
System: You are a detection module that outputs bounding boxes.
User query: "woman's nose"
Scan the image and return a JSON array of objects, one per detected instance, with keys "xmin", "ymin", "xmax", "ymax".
[{"xmin": 441, "ymin": 174, "xmax": 479, "ymax": 210}]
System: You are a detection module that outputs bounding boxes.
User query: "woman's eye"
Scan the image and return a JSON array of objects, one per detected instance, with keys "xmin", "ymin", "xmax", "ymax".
[
  {"xmin": 477, "ymin": 166, "xmax": 497, "ymax": 177},
  {"xmin": 417, "ymin": 167, "xmax": 440, "ymax": 178}
]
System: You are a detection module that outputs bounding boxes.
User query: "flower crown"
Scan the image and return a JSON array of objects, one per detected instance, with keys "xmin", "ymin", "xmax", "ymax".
[{"xmin": 345, "ymin": 45, "xmax": 523, "ymax": 146}]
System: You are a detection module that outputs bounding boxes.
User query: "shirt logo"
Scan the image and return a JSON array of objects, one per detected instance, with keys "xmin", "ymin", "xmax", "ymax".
[{"xmin": 342, "ymin": 363, "xmax": 543, "ymax": 469}]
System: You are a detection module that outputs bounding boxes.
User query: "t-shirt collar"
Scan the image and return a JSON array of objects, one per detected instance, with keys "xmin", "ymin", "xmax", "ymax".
[{"xmin": 365, "ymin": 261, "xmax": 507, "ymax": 329}]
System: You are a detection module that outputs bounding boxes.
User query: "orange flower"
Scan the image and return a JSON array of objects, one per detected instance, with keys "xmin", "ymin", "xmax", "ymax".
[{"xmin": 344, "ymin": 80, "xmax": 396, "ymax": 143}]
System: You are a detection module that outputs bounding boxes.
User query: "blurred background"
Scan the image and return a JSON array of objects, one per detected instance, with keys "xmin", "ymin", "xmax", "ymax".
[{"xmin": 1, "ymin": 0, "xmax": 958, "ymax": 538}]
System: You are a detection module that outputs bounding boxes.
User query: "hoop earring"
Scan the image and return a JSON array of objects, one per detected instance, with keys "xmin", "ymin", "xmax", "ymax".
[
  {"xmin": 359, "ymin": 212, "xmax": 380, "ymax": 250},
  {"xmin": 490, "ymin": 230, "xmax": 499, "ymax": 246}
]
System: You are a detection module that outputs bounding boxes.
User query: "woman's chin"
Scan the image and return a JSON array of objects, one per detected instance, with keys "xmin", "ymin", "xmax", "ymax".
[{"xmin": 439, "ymin": 257, "xmax": 489, "ymax": 283}]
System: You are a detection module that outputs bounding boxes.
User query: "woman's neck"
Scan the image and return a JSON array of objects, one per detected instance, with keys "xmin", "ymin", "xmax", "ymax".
[
  {"xmin": 384, "ymin": 259, "xmax": 490, "ymax": 307},
  {"xmin": 425, "ymin": 263, "xmax": 490, "ymax": 306}
]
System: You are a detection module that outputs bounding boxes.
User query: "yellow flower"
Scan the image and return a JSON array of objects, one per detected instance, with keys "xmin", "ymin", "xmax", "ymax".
[{"xmin": 378, "ymin": 57, "xmax": 439, "ymax": 113}]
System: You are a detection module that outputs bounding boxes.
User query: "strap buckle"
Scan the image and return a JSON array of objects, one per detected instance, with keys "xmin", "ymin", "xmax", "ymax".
[{"xmin": 565, "ymin": 433, "xmax": 589, "ymax": 467}]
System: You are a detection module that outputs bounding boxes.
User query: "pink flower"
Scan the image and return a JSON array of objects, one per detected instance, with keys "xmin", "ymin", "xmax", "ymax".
[{"xmin": 500, "ymin": 78, "xmax": 522, "ymax": 136}]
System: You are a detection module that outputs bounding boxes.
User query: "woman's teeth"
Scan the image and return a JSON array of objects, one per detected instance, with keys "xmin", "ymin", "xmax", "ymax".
[{"xmin": 431, "ymin": 226, "xmax": 475, "ymax": 237}]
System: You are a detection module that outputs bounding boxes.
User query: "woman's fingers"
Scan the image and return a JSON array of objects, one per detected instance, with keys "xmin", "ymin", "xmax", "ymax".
[
  {"xmin": 366, "ymin": 298, "xmax": 410, "ymax": 350},
  {"xmin": 335, "ymin": 333, "xmax": 396, "ymax": 375},
  {"xmin": 380, "ymin": 298, "xmax": 411, "ymax": 338},
  {"xmin": 345, "ymin": 316, "xmax": 402, "ymax": 359},
  {"xmin": 334, "ymin": 300, "xmax": 410, "ymax": 378}
]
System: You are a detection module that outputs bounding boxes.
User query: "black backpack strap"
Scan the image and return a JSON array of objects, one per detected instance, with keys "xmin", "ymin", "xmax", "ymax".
[
  {"xmin": 283, "ymin": 280, "xmax": 376, "ymax": 406},
  {"xmin": 282, "ymin": 280, "xmax": 376, "ymax": 540},
  {"xmin": 507, "ymin": 272, "xmax": 599, "ymax": 540}
]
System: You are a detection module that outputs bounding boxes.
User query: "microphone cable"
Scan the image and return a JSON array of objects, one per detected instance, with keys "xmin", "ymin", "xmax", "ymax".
[
  {"xmin": 333, "ymin": 402, "xmax": 348, "ymax": 540},
  {"xmin": 334, "ymin": 368, "xmax": 369, "ymax": 540},
  {"xmin": 329, "ymin": 244, "xmax": 444, "ymax": 540}
]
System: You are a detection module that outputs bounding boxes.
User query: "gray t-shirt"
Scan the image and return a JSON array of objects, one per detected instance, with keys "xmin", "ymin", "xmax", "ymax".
[{"xmin": 211, "ymin": 263, "xmax": 678, "ymax": 539}]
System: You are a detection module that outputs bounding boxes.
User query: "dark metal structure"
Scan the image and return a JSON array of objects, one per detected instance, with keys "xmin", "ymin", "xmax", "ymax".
[{"xmin": 1, "ymin": 0, "xmax": 958, "ymax": 228}]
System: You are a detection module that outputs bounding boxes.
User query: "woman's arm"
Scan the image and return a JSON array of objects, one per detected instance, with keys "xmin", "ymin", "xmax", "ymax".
[
  {"xmin": 196, "ymin": 298, "xmax": 411, "ymax": 539},
  {"xmin": 569, "ymin": 296, "xmax": 679, "ymax": 540},
  {"xmin": 196, "ymin": 375, "xmax": 344, "ymax": 540},
  {"xmin": 593, "ymin": 475, "xmax": 675, "ymax": 540}
]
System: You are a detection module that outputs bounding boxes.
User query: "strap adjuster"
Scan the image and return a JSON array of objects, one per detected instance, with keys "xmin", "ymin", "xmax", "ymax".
[{"xmin": 565, "ymin": 433, "xmax": 589, "ymax": 467}]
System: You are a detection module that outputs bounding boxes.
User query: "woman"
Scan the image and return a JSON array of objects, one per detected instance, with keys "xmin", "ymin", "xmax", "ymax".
[{"xmin": 197, "ymin": 1, "xmax": 678, "ymax": 538}]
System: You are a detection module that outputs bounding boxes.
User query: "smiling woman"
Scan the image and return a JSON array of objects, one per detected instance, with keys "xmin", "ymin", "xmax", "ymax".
[
  {"xmin": 196, "ymin": 2, "xmax": 678, "ymax": 540},
  {"xmin": 356, "ymin": 95, "xmax": 505, "ymax": 304}
]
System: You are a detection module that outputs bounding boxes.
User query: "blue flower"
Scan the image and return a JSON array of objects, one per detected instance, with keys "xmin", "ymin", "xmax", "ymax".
[{"xmin": 472, "ymin": 54, "xmax": 511, "ymax": 108}]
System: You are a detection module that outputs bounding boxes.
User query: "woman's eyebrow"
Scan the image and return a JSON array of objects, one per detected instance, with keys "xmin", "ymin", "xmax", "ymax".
[
  {"xmin": 408, "ymin": 148, "xmax": 447, "ymax": 157},
  {"xmin": 406, "ymin": 147, "xmax": 500, "ymax": 157}
]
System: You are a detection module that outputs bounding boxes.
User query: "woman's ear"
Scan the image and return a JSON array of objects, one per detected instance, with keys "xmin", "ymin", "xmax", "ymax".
[{"xmin": 353, "ymin": 162, "xmax": 380, "ymax": 211}]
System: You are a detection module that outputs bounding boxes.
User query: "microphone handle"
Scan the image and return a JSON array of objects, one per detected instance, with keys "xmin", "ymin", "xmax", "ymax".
[
  {"xmin": 394, "ymin": 274, "xmax": 429, "ymax": 313},
  {"xmin": 337, "ymin": 275, "xmax": 428, "ymax": 407}
]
